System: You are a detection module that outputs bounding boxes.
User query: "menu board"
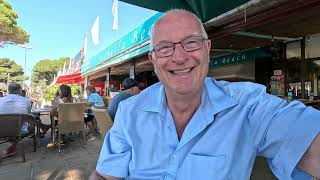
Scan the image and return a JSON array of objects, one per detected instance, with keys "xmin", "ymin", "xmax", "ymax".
[{"xmin": 270, "ymin": 75, "xmax": 285, "ymax": 97}]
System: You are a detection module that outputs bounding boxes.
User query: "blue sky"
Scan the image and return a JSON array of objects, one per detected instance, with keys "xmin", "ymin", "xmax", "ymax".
[{"xmin": 0, "ymin": 0, "xmax": 156, "ymax": 79}]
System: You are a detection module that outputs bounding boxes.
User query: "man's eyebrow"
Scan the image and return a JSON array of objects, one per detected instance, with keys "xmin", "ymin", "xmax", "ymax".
[
  {"xmin": 155, "ymin": 40, "xmax": 173, "ymax": 45},
  {"xmin": 154, "ymin": 33, "xmax": 204, "ymax": 45}
]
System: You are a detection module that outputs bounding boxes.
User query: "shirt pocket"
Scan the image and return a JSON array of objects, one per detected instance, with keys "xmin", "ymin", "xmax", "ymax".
[{"xmin": 187, "ymin": 153, "xmax": 228, "ymax": 180}]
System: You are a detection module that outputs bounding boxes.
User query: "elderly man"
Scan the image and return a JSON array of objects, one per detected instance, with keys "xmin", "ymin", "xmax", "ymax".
[
  {"xmin": 90, "ymin": 10, "xmax": 320, "ymax": 179},
  {"xmin": 0, "ymin": 83, "xmax": 50, "ymax": 158},
  {"xmin": 107, "ymin": 78, "xmax": 141, "ymax": 121},
  {"xmin": 0, "ymin": 83, "xmax": 33, "ymax": 158}
]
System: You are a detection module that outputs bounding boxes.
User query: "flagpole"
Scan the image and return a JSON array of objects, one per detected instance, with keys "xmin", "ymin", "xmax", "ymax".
[
  {"xmin": 116, "ymin": 30, "xmax": 118, "ymax": 40},
  {"xmin": 112, "ymin": 0, "xmax": 119, "ymax": 40}
]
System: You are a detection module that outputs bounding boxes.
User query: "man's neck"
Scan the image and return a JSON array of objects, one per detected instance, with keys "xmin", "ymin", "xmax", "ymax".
[
  {"xmin": 166, "ymin": 90, "xmax": 202, "ymax": 140},
  {"xmin": 124, "ymin": 89, "xmax": 133, "ymax": 95}
]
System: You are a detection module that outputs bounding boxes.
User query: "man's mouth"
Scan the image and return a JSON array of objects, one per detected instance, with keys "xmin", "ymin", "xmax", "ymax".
[{"xmin": 170, "ymin": 68, "xmax": 193, "ymax": 75}]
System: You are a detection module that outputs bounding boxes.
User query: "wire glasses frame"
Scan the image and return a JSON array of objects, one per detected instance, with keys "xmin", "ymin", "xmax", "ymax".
[{"xmin": 151, "ymin": 36, "xmax": 208, "ymax": 58}]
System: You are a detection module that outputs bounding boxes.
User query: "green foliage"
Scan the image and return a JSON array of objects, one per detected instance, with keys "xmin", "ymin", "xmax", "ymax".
[
  {"xmin": 29, "ymin": 79, "xmax": 48, "ymax": 98},
  {"xmin": 0, "ymin": 0, "xmax": 29, "ymax": 47},
  {"xmin": 307, "ymin": 61, "xmax": 320, "ymax": 78},
  {"xmin": 43, "ymin": 84, "xmax": 59, "ymax": 102},
  {"xmin": 43, "ymin": 84, "xmax": 81, "ymax": 102},
  {"xmin": 32, "ymin": 57, "xmax": 70, "ymax": 84},
  {"xmin": 0, "ymin": 57, "xmax": 24, "ymax": 84}
]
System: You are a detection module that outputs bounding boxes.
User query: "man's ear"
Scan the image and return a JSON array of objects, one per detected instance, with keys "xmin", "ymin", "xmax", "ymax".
[
  {"xmin": 206, "ymin": 39, "xmax": 212, "ymax": 53},
  {"xmin": 148, "ymin": 52, "xmax": 155, "ymax": 64}
]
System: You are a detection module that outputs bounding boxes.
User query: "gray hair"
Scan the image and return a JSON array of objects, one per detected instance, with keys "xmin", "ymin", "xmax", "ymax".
[
  {"xmin": 8, "ymin": 83, "xmax": 22, "ymax": 95},
  {"xmin": 86, "ymin": 86, "xmax": 96, "ymax": 93},
  {"xmin": 150, "ymin": 9, "xmax": 208, "ymax": 51}
]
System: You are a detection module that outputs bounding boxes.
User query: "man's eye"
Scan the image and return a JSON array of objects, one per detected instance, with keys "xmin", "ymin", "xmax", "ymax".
[
  {"xmin": 156, "ymin": 46, "xmax": 172, "ymax": 54},
  {"xmin": 184, "ymin": 40, "xmax": 200, "ymax": 48}
]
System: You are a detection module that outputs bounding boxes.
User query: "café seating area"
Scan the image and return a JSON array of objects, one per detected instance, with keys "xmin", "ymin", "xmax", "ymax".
[{"xmin": 0, "ymin": 114, "xmax": 102, "ymax": 179}]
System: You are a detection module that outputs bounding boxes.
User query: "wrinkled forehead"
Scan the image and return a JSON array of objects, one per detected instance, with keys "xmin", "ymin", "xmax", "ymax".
[{"xmin": 152, "ymin": 12, "xmax": 202, "ymax": 43}]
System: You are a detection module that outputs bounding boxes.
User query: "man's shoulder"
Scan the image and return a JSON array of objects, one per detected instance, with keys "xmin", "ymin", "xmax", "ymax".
[
  {"xmin": 0, "ymin": 94, "xmax": 30, "ymax": 102},
  {"xmin": 115, "ymin": 92, "xmax": 132, "ymax": 99},
  {"xmin": 207, "ymin": 77, "xmax": 266, "ymax": 101},
  {"xmin": 92, "ymin": 93, "xmax": 101, "ymax": 98},
  {"xmin": 88, "ymin": 93, "xmax": 99, "ymax": 100},
  {"xmin": 210, "ymin": 78, "xmax": 264, "ymax": 91}
]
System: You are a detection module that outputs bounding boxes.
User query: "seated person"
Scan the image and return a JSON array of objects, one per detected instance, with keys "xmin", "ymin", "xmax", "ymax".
[
  {"xmin": 0, "ymin": 83, "xmax": 50, "ymax": 159},
  {"xmin": 50, "ymin": 84, "xmax": 81, "ymax": 142},
  {"xmin": 50, "ymin": 84, "xmax": 79, "ymax": 117},
  {"xmin": 107, "ymin": 78, "xmax": 141, "ymax": 121},
  {"xmin": 74, "ymin": 89, "xmax": 85, "ymax": 102},
  {"xmin": 90, "ymin": 10, "xmax": 320, "ymax": 179},
  {"xmin": 85, "ymin": 86, "xmax": 105, "ymax": 140}
]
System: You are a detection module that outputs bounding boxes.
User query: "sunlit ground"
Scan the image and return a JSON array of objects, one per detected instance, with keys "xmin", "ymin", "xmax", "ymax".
[{"xmin": 0, "ymin": 115, "xmax": 101, "ymax": 180}]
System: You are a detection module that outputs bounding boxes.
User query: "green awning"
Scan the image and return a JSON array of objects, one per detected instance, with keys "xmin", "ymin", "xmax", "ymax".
[
  {"xmin": 209, "ymin": 48, "xmax": 272, "ymax": 69},
  {"xmin": 120, "ymin": 0, "xmax": 251, "ymax": 22},
  {"xmin": 82, "ymin": 44, "xmax": 150, "ymax": 76}
]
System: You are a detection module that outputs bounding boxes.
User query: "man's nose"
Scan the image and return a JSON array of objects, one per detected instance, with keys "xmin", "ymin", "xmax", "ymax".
[{"xmin": 172, "ymin": 43, "xmax": 187, "ymax": 63}]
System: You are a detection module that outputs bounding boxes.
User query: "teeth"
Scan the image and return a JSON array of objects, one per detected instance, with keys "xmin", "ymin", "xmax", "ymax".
[{"xmin": 173, "ymin": 68, "xmax": 191, "ymax": 74}]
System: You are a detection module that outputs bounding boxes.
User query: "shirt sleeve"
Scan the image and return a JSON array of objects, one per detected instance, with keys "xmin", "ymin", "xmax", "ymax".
[
  {"xmin": 249, "ymin": 93, "xmax": 320, "ymax": 179},
  {"xmin": 50, "ymin": 99, "xmax": 59, "ymax": 117},
  {"xmin": 107, "ymin": 99, "xmax": 116, "ymax": 121},
  {"xmin": 96, "ymin": 103, "xmax": 131, "ymax": 177}
]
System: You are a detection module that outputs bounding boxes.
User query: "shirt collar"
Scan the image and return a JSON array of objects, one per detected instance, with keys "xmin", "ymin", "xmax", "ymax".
[
  {"xmin": 204, "ymin": 77, "xmax": 238, "ymax": 116},
  {"xmin": 139, "ymin": 83, "xmax": 166, "ymax": 113},
  {"xmin": 138, "ymin": 77, "xmax": 238, "ymax": 116}
]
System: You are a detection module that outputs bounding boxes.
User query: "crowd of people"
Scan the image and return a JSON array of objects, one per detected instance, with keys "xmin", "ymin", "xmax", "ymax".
[{"xmin": 0, "ymin": 77, "xmax": 141, "ymax": 160}]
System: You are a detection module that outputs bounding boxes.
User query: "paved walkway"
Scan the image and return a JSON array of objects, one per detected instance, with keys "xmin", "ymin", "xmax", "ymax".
[{"xmin": 0, "ymin": 115, "xmax": 101, "ymax": 180}]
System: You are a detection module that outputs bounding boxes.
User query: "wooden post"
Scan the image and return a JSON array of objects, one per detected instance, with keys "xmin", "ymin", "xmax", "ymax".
[
  {"xmin": 301, "ymin": 37, "xmax": 306, "ymax": 99},
  {"xmin": 106, "ymin": 68, "xmax": 110, "ymax": 97},
  {"xmin": 84, "ymin": 76, "xmax": 89, "ymax": 90},
  {"xmin": 129, "ymin": 61, "xmax": 136, "ymax": 79}
]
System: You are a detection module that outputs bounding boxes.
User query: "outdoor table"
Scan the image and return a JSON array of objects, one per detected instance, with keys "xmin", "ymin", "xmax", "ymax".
[
  {"xmin": 31, "ymin": 108, "xmax": 52, "ymax": 138},
  {"xmin": 304, "ymin": 100, "xmax": 320, "ymax": 110}
]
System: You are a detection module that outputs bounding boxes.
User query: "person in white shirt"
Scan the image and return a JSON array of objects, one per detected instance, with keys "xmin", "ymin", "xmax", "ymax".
[
  {"xmin": 0, "ymin": 83, "xmax": 32, "ymax": 131},
  {"xmin": 0, "ymin": 83, "xmax": 49, "ymax": 159}
]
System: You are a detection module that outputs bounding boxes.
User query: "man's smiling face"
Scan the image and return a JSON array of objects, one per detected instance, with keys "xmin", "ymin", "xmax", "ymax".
[{"xmin": 149, "ymin": 11, "xmax": 211, "ymax": 96}]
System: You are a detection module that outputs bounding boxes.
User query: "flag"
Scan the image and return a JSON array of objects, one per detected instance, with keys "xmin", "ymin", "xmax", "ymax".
[
  {"xmin": 91, "ymin": 16, "xmax": 100, "ymax": 46},
  {"xmin": 57, "ymin": 67, "xmax": 62, "ymax": 76},
  {"xmin": 68, "ymin": 57, "xmax": 72, "ymax": 72},
  {"xmin": 62, "ymin": 62, "xmax": 66, "ymax": 75},
  {"xmin": 69, "ymin": 50, "xmax": 82, "ymax": 73},
  {"xmin": 82, "ymin": 33, "xmax": 88, "ymax": 57},
  {"xmin": 112, "ymin": 0, "xmax": 118, "ymax": 31}
]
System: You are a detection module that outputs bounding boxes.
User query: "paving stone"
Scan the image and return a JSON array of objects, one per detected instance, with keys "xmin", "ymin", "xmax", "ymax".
[{"xmin": 0, "ymin": 115, "xmax": 100, "ymax": 180}]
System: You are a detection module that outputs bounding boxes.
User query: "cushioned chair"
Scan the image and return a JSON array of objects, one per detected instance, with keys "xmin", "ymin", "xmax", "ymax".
[
  {"xmin": 91, "ymin": 106, "xmax": 113, "ymax": 144},
  {"xmin": 54, "ymin": 102, "xmax": 86, "ymax": 152},
  {"xmin": 0, "ymin": 114, "xmax": 37, "ymax": 162}
]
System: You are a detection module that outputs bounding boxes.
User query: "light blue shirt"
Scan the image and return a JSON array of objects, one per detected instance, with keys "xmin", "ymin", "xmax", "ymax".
[
  {"xmin": 87, "ymin": 92, "xmax": 104, "ymax": 106},
  {"xmin": 96, "ymin": 77, "xmax": 320, "ymax": 180}
]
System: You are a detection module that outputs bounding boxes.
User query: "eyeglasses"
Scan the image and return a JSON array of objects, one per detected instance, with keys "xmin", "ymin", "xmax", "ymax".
[{"xmin": 151, "ymin": 36, "xmax": 208, "ymax": 58}]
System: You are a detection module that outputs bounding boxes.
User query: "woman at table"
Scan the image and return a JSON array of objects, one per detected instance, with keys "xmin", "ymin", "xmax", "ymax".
[
  {"xmin": 50, "ymin": 84, "xmax": 81, "ymax": 142},
  {"xmin": 50, "ymin": 84, "xmax": 79, "ymax": 117}
]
